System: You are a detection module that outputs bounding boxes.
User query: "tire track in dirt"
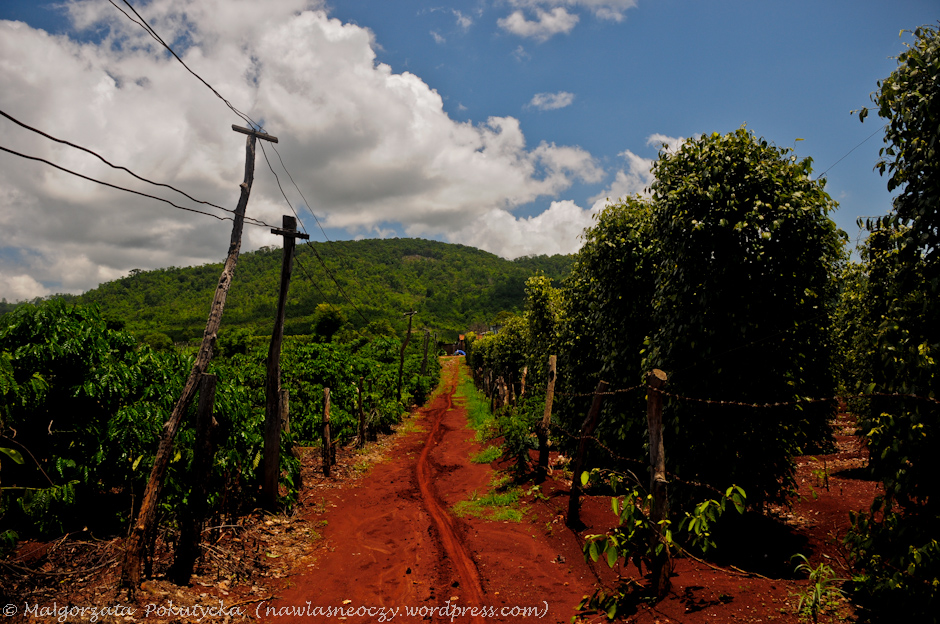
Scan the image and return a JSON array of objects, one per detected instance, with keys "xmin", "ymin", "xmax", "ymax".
[{"xmin": 414, "ymin": 361, "xmax": 486, "ymax": 623}]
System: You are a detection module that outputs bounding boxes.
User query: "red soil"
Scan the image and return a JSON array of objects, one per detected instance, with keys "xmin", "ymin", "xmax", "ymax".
[{"xmin": 267, "ymin": 358, "xmax": 880, "ymax": 624}]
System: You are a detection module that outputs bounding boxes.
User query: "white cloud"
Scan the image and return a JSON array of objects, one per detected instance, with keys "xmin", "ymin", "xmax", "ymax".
[
  {"xmin": 453, "ymin": 10, "xmax": 473, "ymax": 30},
  {"xmin": 452, "ymin": 200, "xmax": 602, "ymax": 258},
  {"xmin": 589, "ymin": 134, "xmax": 685, "ymax": 207},
  {"xmin": 528, "ymin": 91, "xmax": 575, "ymax": 110},
  {"xmin": 497, "ymin": 8, "xmax": 579, "ymax": 41},
  {"xmin": 431, "ymin": 30, "xmax": 446, "ymax": 44},
  {"xmin": 0, "ymin": 275, "xmax": 51, "ymax": 302},
  {"xmin": 0, "ymin": 2, "xmax": 608, "ymax": 300},
  {"xmin": 509, "ymin": 0, "xmax": 638, "ymax": 22}
]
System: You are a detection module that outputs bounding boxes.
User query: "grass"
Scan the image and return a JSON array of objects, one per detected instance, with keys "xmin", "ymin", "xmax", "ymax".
[
  {"xmin": 455, "ymin": 362, "xmax": 497, "ymax": 442},
  {"xmin": 471, "ymin": 445, "xmax": 502, "ymax": 464},
  {"xmin": 452, "ymin": 477, "xmax": 523, "ymax": 523}
]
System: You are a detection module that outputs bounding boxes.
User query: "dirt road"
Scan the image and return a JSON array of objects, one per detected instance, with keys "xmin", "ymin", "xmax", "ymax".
[{"xmin": 267, "ymin": 358, "xmax": 592, "ymax": 624}]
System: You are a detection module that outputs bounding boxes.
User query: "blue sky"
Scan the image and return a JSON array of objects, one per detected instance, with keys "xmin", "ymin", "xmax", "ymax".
[{"xmin": 0, "ymin": 0, "xmax": 936, "ymax": 300}]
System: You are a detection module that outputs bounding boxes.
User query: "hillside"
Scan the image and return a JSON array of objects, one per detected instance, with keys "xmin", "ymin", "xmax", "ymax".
[{"xmin": 77, "ymin": 238, "xmax": 573, "ymax": 342}]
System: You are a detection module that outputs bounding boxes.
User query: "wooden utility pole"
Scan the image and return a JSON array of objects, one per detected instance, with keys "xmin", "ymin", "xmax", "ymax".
[
  {"xmin": 261, "ymin": 215, "xmax": 309, "ymax": 510},
  {"xmin": 536, "ymin": 355, "xmax": 557, "ymax": 483},
  {"xmin": 566, "ymin": 380, "xmax": 608, "ymax": 528},
  {"xmin": 122, "ymin": 124, "xmax": 277, "ymax": 590},
  {"xmin": 646, "ymin": 369, "xmax": 670, "ymax": 597},
  {"xmin": 396, "ymin": 309, "xmax": 417, "ymax": 402}
]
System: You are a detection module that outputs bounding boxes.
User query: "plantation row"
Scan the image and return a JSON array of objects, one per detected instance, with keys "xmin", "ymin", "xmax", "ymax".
[
  {"xmin": 0, "ymin": 299, "xmax": 440, "ymax": 543},
  {"xmin": 462, "ymin": 24, "xmax": 939, "ymax": 618}
]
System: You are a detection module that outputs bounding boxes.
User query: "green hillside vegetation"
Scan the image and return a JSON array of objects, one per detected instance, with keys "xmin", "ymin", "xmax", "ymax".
[{"xmin": 77, "ymin": 238, "xmax": 573, "ymax": 343}]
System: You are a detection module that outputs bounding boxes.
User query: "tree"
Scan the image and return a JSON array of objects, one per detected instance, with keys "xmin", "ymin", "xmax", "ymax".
[
  {"xmin": 860, "ymin": 23, "xmax": 940, "ymax": 270},
  {"xmin": 846, "ymin": 24, "xmax": 940, "ymax": 622},
  {"xmin": 312, "ymin": 303, "xmax": 347, "ymax": 341},
  {"xmin": 645, "ymin": 128, "xmax": 845, "ymax": 506}
]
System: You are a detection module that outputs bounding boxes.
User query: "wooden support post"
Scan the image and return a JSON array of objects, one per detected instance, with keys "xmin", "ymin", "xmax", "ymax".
[
  {"xmin": 420, "ymin": 329, "xmax": 430, "ymax": 376},
  {"xmin": 566, "ymin": 380, "xmax": 608, "ymax": 528},
  {"xmin": 262, "ymin": 215, "xmax": 309, "ymax": 510},
  {"xmin": 367, "ymin": 379, "xmax": 377, "ymax": 442},
  {"xmin": 169, "ymin": 373, "xmax": 218, "ymax": 585},
  {"xmin": 536, "ymin": 355, "xmax": 557, "ymax": 483},
  {"xmin": 646, "ymin": 369, "xmax": 670, "ymax": 598},
  {"xmin": 322, "ymin": 387, "xmax": 331, "ymax": 477},
  {"xmin": 357, "ymin": 377, "xmax": 365, "ymax": 449},
  {"xmin": 122, "ymin": 124, "xmax": 276, "ymax": 590},
  {"xmin": 397, "ymin": 309, "xmax": 417, "ymax": 403}
]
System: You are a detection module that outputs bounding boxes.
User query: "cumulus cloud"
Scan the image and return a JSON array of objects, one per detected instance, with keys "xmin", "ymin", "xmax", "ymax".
[
  {"xmin": 452, "ymin": 200, "xmax": 602, "ymax": 258},
  {"xmin": 497, "ymin": 8, "xmax": 579, "ymax": 41},
  {"xmin": 589, "ymin": 134, "xmax": 685, "ymax": 207},
  {"xmin": 498, "ymin": 1, "xmax": 638, "ymax": 39},
  {"xmin": 0, "ymin": 1, "xmax": 608, "ymax": 300},
  {"xmin": 528, "ymin": 91, "xmax": 575, "ymax": 110}
]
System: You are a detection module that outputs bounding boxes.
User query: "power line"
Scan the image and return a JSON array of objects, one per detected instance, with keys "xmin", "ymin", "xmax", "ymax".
[
  {"xmin": 0, "ymin": 143, "xmax": 276, "ymax": 229},
  {"xmin": 815, "ymin": 124, "xmax": 887, "ymax": 180},
  {"xmin": 0, "ymin": 108, "xmax": 267, "ymax": 224},
  {"xmin": 1, "ymin": 143, "xmax": 227, "ymax": 222},
  {"xmin": 256, "ymin": 142, "xmax": 371, "ymax": 324},
  {"xmin": 109, "ymin": 0, "xmax": 260, "ymax": 130}
]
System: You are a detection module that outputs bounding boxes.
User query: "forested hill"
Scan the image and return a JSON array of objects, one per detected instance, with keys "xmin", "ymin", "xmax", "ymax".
[{"xmin": 77, "ymin": 238, "xmax": 574, "ymax": 342}]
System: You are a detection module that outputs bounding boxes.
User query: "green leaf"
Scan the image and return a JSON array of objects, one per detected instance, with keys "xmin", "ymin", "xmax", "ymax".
[
  {"xmin": 580, "ymin": 471, "xmax": 590, "ymax": 487},
  {"xmin": 0, "ymin": 447, "xmax": 25, "ymax": 465}
]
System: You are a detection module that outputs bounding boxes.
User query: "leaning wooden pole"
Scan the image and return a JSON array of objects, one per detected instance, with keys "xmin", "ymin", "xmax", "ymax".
[
  {"xmin": 122, "ymin": 126, "xmax": 275, "ymax": 590},
  {"xmin": 646, "ymin": 369, "xmax": 670, "ymax": 597},
  {"xmin": 566, "ymin": 379, "xmax": 608, "ymax": 527},
  {"xmin": 536, "ymin": 355, "xmax": 557, "ymax": 483},
  {"xmin": 261, "ymin": 215, "xmax": 309, "ymax": 510}
]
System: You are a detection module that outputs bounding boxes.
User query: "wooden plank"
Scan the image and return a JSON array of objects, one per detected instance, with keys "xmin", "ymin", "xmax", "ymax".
[
  {"xmin": 536, "ymin": 355, "xmax": 557, "ymax": 483},
  {"xmin": 646, "ymin": 368, "xmax": 670, "ymax": 598},
  {"xmin": 231, "ymin": 124, "xmax": 279, "ymax": 143}
]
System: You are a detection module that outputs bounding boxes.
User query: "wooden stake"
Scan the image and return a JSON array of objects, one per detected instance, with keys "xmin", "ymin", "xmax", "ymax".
[
  {"xmin": 420, "ymin": 329, "xmax": 430, "ymax": 376},
  {"xmin": 536, "ymin": 355, "xmax": 557, "ymax": 483},
  {"xmin": 122, "ymin": 125, "xmax": 276, "ymax": 590},
  {"xmin": 397, "ymin": 309, "xmax": 417, "ymax": 403},
  {"xmin": 322, "ymin": 387, "xmax": 331, "ymax": 477},
  {"xmin": 169, "ymin": 373, "xmax": 218, "ymax": 585},
  {"xmin": 566, "ymin": 380, "xmax": 608, "ymax": 528},
  {"xmin": 261, "ymin": 215, "xmax": 309, "ymax": 510},
  {"xmin": 357, "ymin": 377, "xmax": 365, "ymax": 449},
  {"xmin": 646, "ymin": 369, "xmax": 670, "ymax": 598}
]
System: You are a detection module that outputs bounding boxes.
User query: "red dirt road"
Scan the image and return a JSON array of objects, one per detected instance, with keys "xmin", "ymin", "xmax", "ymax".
[
  {"xmin": 267, "ymin": 358, "xmax": 590, "ymax": 624},
  {"xmin": 265, "ymin": 359, "xmax": 880, "ymax": 624}
]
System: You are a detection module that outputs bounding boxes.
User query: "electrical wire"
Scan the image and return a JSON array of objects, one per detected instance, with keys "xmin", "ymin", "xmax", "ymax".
[
  {"xmin": 815, "ymin": 124, "xmax": 887, "ymax": 180},
  {"xmin": 109, "ymin": 0, "xmax": 370, "ymax": 323},
  {"xmin": 0, "ymin": 108, "xmax": 271, "ymax": 225},
  {"xmin": 110, "ymin": 0, "xmax": 260, "ymax": 131},
  {"xmin": 0, "ymin": 143, "xmax": 278, "ymax": 229},
  {"xmin": 1, "ymin": 143, "xmax": 228, "ymax": 221}
]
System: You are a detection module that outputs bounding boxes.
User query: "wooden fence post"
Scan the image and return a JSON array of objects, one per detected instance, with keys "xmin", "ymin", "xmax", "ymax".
[
  {"xmin": 122, "ymin": 125, "xmax": 276, "ymax": 590},
  {"xmin": 646, "ymin": 369, "xmax": 670, "ymax": 598},
  {"xmin": 357, "ymin": 377, "xmax": 365, "ymax": 449},
  {"xmin": 566, "ymin": 380, "xmax": 608, "ymax": 527},
  {"xmin": 397, "ymin": 309, "xmax": 417, "ymax": 402},
  {"xmin": 536, "ymin": 355, "xmax": 557, "ymax": 483},
  {"xmin": 169, "ymin": 373, "xmax": 217, "ymax": 585},
  {"xmin": 322, "ymin": 387, "xmax": 331, "ymax": 477},
  {"xmin": 420, "ymin": 330, "xmax": 430, "ymax": 376}
]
